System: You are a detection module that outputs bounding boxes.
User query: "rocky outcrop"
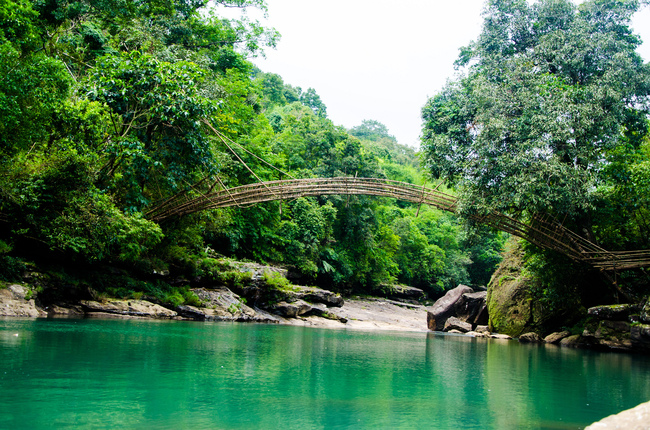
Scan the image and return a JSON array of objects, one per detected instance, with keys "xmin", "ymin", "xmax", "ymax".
[
  {"xmin": 519, "ymin": 332, "xmax": 543, "ymax": 343},
  {"xmin": 427, "ymin": 285, "xmax": 474, "ymax": 330},
  {"xmin": 560, "ymin": 335, "xmax": 584, "ymax": 347},
  {"xmin": 455, "ymin": 291, "xmax": 489, "ymax": 326},
  {"xmin": 544, "ymin": 331, "xmax": 571, "ymax": 344},
  {"xmin": 486, "ymin": 239, "xmax": 583, "ymax": 338},
  {"xmin": 466, "ymin": 330, "xmax": 490, "ymax": 338},
  {"xmin": 580, "ymin": 301, "xmax": 650, "ymax": 352},
  {"xmin": 588, "ymin": 304, "xmax": 640, "ymax": 321},
  {"xmin": 0, "ymin": 285, "xmax": 46, "ymax": 317},
  {"xmin": 268, "ymin": 299, "xmax": 347, "ymax": 323},
  {"xmin": 641, "ymin": 298, "xmax": 650, "ymax": 322},
  {"xmin": 80, "ymin": 299, "xmax": 178, "ymax": 319},
  {"xmin": 270, "ymin": 300, "xmax": 313, "ymax": 318},
  {"xmin": 284, "ymin": 286, "xmax": 344, "ymax": 307},
  {"xmin": 490, "ymin": 333, "xmax": 513, "ymax": 340},
  {"xmin": 385, "ymin": 284, "xmax": 425, "ymax": 302},
  {"xmin": 427, "ymin": 285, "xmax": 489, "ymax": 332},
  {"xmin": 46, "ymin": 304, "xmax": 85, "ymax": 317},
  {"xmin": 443, "ymin": 316, "xmax": 472, "ymax": 333},
  {"xmin": 175, "ymin": 287, "xmax": 280, "ymax": 323},
  {"xmin": 485, "ymin": 241, "xmax": 539, "ymax": 337}
]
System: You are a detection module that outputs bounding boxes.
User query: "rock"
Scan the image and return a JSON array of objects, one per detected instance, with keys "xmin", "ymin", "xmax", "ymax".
[
  {"xmin": 582, "ymin": 320, "xmax": 635, "ymax": 351},
  {"xmin": 427, "ymin": 285, "xmax": 474, "ymax": 331},
  {"xmin": 486, "ymin": 241, "xmax": 537, "ymax": 337},
  {"xmin": 490, "ymin": 333, "xmax": 512, "ymax": 340},
  {"xmin": 443, "ymin": 316, "xmax": 472, "ymax": 333},
  {"xmin": 486, "ymin": 238, "xmax": 583, "ymax": 337},
  {"xmin": 518, "ymin": 332, "xmax": 543, "ymax": 343},
  {"xmin": 0, "ymin": 285, "xmax": 46, "ymax": 318},
  {"xmin": 447, "ymin": 329, "xmax": 464, "ymax": 334},
  {"xmin": 559, "ymin": 334, "xmax": 592, "ymax": 348},
  {"xmin": 466, "ymin": 331, "xmax": 490, "ymax": 338},
  {"xmin": 46, "ymin": 304, "xmax": 85, "ymax": 317},
  {"xmin": 386, "ymin": 284, "xmax": 425, "ymax": 301},
  {"xmin": 184, "ymin": 287, "xmax": 279, "ymax": 323},
  {"xmin": 544, "ymin": 331, "xmax": 571, "ymax": 344},
  {"xmin": 640, "ymin": 297, "xmax": 650, "ymax": 323},
  {"xmin": 379, "ymin": 298, "xmax": 424, "ymax": 309},
  {"xmin": 301, "ymin": 302, "xmax": 348, "ymax": 322},
  {"xmin": 270, "ymin": 300, "xmax": 313, "ymax": 318},
  {"xmin": 585, "ymin": 400, "xmax": 650, "ymax": 430},
  {"xmin": 192, "ymin": 287, "xmax": 247, "ymax": 311},
  {"xmin": 630, "ymin": 324, "xmax": 650, "ymax": 351},
  {"xmin": 285, "ymin": 286, "xmax": 344, "ymax": 307},
  {"xmin": 588, "ymin": 304, "xmax": 640, "ymax": 321},
  {"xmin": 176, "ymin": 304, "xmax": 279, "ymax": 323},
  {"xmin": 455, "ymin": 291, "xmax": 488, "ymax": 326},
  {"xmin": 80, "ymin": 299, "xmax": 177, "ymax": 319},
  {"xmin": 475, "ymin": 325, "xmax": 490, "ymax": 334}
]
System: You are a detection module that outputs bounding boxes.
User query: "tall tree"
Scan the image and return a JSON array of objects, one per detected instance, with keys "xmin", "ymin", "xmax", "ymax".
[{"xmin": 421, "ymin": 0, "xmax": 650, "ymax": 223}]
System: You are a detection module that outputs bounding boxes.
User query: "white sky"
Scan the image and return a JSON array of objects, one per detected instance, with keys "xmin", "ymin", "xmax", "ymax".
[{"xmin": 219, "ymin": 1, "xmax": 650, "ymax": 149}]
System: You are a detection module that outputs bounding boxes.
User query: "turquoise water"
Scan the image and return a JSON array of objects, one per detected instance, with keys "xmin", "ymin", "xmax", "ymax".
[{"xmin": 1, "ymin": 318, "xmax": 649, "ymax": 429}]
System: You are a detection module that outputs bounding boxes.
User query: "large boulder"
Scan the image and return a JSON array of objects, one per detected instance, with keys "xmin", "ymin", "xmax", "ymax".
[
  {"xmin": 585, "ymin": 400, "xmax": 650, "ymax": 430},
  {"xmin": 386, "ymin": 284, "xmax": 425, "ymax": 302},
  {"xmin": 486, "ymin": 241, "xmax": 538, "ymax": 337},
  {"xmin": 80, "ymin": 299, "xmax": 177, "ymax": 319},
  {"xmin": 582, "ymin": 317, "xmax": 650, "ymax": 352},
  {"xmin": 544, "ymin": 331, "xmax": 571, "ymax": 344},
  {"xmin": 427, "ymin": 285, "xmax": 474, "ymax": 331},
  {"xmin": 270, "ymin": 300, "xmax": 313, "ymax": 318},
  {"xmin": 486, "ymin": 239, "xmax": 583, "ymax": 338},
  {"xmin": 443, "ymin": 316, "xmax": 472, "ymax": 333},
  {"xmin": 519, "ymin": 332, "xmax": 543, "ymax": 343},
  {"xmin": 588, "ymin": 304, "xmax": 640, "ymax": 321},
  {"xmin": 0, "ymin": 285, "xmax": 46, "ymax": 318},
  {"xmin": 455, "ymin": 291, "xmax": 488, "ymax": 326},
  {"xmin": 630, "ymin": 324, "xmax": 650, "ymax": 352}
]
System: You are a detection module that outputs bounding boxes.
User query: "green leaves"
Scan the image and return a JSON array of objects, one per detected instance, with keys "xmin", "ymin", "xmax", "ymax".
[
  {"xmin": 87, "ymin": 51, "xmax": 219, "ymax": 207},
  {"xmin": 422, "ymin": 0, "xmax": 650, "ymax": 219}
]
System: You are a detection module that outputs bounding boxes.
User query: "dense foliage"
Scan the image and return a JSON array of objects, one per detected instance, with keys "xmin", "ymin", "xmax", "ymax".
[
  {"xmin": 421, "ymin": 0, "xmax": 650, "ymax": 299},
  {"xmin": 0, "ymin": 0, "xmax": 503, "ymax": 297}
]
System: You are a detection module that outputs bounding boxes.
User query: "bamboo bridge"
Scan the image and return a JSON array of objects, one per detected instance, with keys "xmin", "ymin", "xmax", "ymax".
[{"xmin": 146, "ymin": 177, "xmax": 650, "ymax": 272}]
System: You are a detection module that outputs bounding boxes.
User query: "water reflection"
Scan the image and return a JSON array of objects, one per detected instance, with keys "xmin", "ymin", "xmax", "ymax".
[{"xmin": 0, "ymin": 318, "xmax": 649, "ymax": 429}]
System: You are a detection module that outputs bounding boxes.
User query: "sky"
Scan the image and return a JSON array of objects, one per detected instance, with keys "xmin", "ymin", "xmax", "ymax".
[{"xmin": 219, "ymin": 1, "xmax": 650, "ymax": 149}]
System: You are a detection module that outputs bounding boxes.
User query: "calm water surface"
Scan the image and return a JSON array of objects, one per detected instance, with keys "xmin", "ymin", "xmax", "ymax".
[{"xmin": 1, "ymin": 318, "xmax": 649, "ymax": 429}]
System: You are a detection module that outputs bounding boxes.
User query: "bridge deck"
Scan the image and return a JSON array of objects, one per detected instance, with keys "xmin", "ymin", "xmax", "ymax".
[{"xmin": 145, "ymin": 177, "xmax": 650, "ymax": 271}]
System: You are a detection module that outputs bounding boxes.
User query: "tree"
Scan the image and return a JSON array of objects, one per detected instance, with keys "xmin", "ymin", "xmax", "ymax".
[
  {"xmin": 299, "ymin": 87, "xmax": 327, "ymax": 118},
  {"xmin": 421, "ymin": 0, "xmax": 650, "ymax": 222}
]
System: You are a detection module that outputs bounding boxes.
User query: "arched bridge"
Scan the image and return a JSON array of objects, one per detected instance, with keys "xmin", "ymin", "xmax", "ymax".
[{"xmin": 146, "ymin": 177, "xmax": 650, "ymax": 272}]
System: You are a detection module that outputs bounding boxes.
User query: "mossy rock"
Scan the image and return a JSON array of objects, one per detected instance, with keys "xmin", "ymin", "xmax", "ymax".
[
  {"xmin": 486, "ymin": 239, "xmax": 583, "ymax": 337},
  {"xmin": 487, "ymin": 240, "xmax": 537, "ymax": 337}
]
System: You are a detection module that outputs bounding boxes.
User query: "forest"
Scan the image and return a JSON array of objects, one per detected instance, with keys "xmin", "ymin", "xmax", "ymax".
[
  {"xmin": 0, "ymin": 0, "xmax": 649, "ymax": 317},
  {"xmin": 0, "ymin": 0, "xmax": 504, "ymax": 303}
]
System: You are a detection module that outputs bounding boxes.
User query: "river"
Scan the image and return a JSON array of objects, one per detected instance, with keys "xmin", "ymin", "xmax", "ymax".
[{"xmin": 1, "ymin": 318, "xmax": 649, "ymax": 429}]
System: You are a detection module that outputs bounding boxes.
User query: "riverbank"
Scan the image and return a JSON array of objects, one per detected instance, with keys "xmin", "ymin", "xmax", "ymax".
[{"xmin": 0, "ymin": 281, "xmax": 429, "ymax": 332}]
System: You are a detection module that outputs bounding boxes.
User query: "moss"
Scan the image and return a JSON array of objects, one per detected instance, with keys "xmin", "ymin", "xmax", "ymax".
[
  {"xmin": 487, "ymin": 238, "xmax": 585, "ymax": 337},
  {"xmin": 487, "ymin": 239, "xmax": 536, "ymax": 336},
  {"xmin": 262, "ymin": 271, "xmax": 297, "ymax": 292}
]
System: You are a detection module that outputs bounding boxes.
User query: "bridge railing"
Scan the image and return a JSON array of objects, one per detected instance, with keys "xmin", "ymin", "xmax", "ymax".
[{"xmin": 144, "ymin": 176, "xmax": 650, "ymax": 271}]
